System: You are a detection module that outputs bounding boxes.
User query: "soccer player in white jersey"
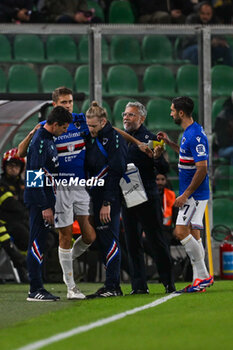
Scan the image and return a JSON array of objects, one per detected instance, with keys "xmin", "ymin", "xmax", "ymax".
[{"xmin": 157, "ymin": 96, "xmax": 213, "ymax": 293}]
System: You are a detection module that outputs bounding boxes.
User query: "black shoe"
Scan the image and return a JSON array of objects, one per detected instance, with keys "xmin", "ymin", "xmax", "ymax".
[
  {"xmin": 86, "ymin": 286, "xmax": 123, "ymax": 299},
  {"xmin": 27, "ymin": 288, "xmax": 60, "ymax": 302},
  {"xmin": 129, "ymin": 289, "xmax": 149, "ymax": 295},
  {"xmin": 165, "ymin": 284, "xmax": 176, "ymax": 294}
]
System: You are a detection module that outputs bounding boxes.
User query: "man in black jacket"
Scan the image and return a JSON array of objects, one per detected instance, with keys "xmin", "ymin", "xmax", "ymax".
[{"xmin": 121, "ymin": 101, "xmax": 175, "ymax": 294}]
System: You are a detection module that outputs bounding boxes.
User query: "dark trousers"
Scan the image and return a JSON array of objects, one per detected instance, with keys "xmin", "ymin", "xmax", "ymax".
[
  {"xmin": 27, "ymin": 205, "xmax": 50, "ymax": 292},
  {"xmin": 122, "ymin": 196, "xmax": 174, "ymax": 291},
  {"xmin": 92, "ymin": 191, "xmax": 121, "ymax": 289}
]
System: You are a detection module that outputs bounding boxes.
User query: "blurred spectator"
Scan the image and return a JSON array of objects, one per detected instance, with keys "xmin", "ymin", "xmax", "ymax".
[
  {"xmin": 182, "ymin": 1, "xmax": 233, "ymax": 65},
  {"xmin": 0, "ymin": 148, "xmax": 29, "ymax": 251},
  {"xmin": 40, "ymin": 0, "xmax": 103, "ymax": 23},
  {"xmin": 132, "ymin": 0, "xmax": 196, "ymax": 24},
  {"xmin": 212, "ymin": 0, "xmax": 233, "ymax": 24},
  {"xmin": 214, "ymin": 93, "xmax": 233, "ymax": 164},
  {"xmin": 156, "ymin": 173, "xmax": 178, "ymax": 244},
  {"xmin": 0, "ymin": 148, "xmax": 29, "ymax": 282},
  {"xmin": 0, "ymin": 0, "xmax": 43, "ymax": 23}
]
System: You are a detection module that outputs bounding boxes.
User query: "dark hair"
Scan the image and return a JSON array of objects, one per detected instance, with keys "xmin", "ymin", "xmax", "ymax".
[
  {"xmin": 172, "ymin": 96, "xmax": 194, "ymax": 117},
  {"xmin": 46, "ymin": 106, "xmax": 72, "ymax": 125},
  {"xmin": 52, "ymin": 86, "xmax": 73, "ymax": 103}
]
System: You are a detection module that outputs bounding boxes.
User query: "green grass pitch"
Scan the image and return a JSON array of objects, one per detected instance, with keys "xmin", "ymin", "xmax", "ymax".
[{"xmin": 0, "ymin": 281, "xmax": 232, "ymax": 350}]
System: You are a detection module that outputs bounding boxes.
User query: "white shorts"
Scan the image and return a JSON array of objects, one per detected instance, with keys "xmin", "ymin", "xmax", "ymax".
[
  {"xmin": 176, "ymin": 197, "xmax": 208, "ymax": 229},
  {"xmin": 54, "ymin": 183, "xmax": 93, "ymax": 228}
]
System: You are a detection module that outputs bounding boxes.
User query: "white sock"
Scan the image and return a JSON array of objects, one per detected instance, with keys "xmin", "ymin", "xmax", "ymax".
[
  {"xmin": 181, "ymin": 235, "xmax": 209, "ymax": 280},
  {"xmin": 58, "ymin": 247, "xmax": 75, "ymax": 290},
  {"xmin": 192, "ymin": 239, "xmax": 205, "ymax": 282},
  {"xmin": 198, "ymin": 238, "xmax": 205, "ymax": 259},
  {"xmin": 72, "ymin": 236, "xmax": 91, "ymax": 260}
]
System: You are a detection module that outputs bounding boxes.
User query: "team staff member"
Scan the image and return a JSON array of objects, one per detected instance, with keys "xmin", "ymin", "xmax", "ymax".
[
  {"xmin": 25, "ymin": 106, "xmax": 72, "ymax": 301},
  {"xmin": 122, "ymin": 102, "xmax": 175, "ymax": 294},
  {"xmin": 85, "ymin": 101, "xmax": 127, "ymax": 298},
  {"xmin": 158, "ymin": 96, "xmax": 214, "ymax": 292},
  {"xmin": 122, "ymin": 101, "xmax": 175, "ymax": 294}
]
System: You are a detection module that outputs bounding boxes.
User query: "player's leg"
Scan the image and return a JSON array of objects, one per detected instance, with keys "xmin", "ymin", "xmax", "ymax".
[
  {"xmin": 71, "ymin": 188, "xmax": 96, "ymax": 259},
  {"xmin": 55, "ymin": 186, "xmax": 85, "ymax": 299},
  {"xmin": 72, "ymin": 214, "xmax": 96, "ymax": 259},
  {"xmin": 190, "ymin": 200, "xmax": 212, "ymax": 284},
  {"xmin": 175, "ymin": 198, "xmax": 209, "ymax": 281}
]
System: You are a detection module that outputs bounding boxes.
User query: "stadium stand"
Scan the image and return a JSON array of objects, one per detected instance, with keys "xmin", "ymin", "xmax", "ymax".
[
  {"xmin": 8, "ymin": 65, "xmax": 39, "ymax": 93},
  {"xmin": 74, "ymin": 65, "xmax": 107, "ymax": 95},
  {"xmin": 176, "ymin": 64, "xmax": 198, "ymax": 97},
  {"xmin": 146, "ymin": 97, "xmax": 179, "ymax": 131},
  {"xmin": 110, "ymin": 35, "xmax": 141, "ymax": 63},
  {"xmin": 107, "ymin": 65, "xmax": 139, "ymax": 96},
  {"xmin": 41, "ymin": 65, "xmax": 73, "ymax": 92},
  {"xmin": 0, "ymin": 68, "xmax": 7, "ymax": 92},
  {"xmin": 108, "ymin": 0, "xmax": 135, "ymax": 23},
  {"xmin": 87, "ymin": 0, "xmax": 105, "ymax": 22},
  {"xmin": 13, "ymin": 34, "xmax": 45, "ymax": 63},
  {"xmin": 212, "ymin": 97, "xmax": 228, "ymax": 126},
  {"xmin": 0, "ymin": 34, "xmax": 12, "ymax": 62},
  {"xmin": 142, "ymin": 35, "xmax": 173, "ymax": 63},
  {"xmin": 212, "ymin": 65, "xmax": 233, "ymax": 97},
  {"xmin": 77, "ymin": 35, "xmax": 109, "ymax": 63},
  {"xmin": 46, "ymin": 35, "xmax": 77, "ymax": 63},
  {"xmin": 213, "ymin": 198, "xmax": 233, "ymax": 229},
  {"xmin": 143, "ymin": 65, "xmax": 176, "ymax": 97}
]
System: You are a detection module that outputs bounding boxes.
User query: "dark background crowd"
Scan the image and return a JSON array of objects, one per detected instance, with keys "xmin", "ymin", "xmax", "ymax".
[{"xmin": 0, "ymin": 1, "xmax": 232, "ymax": 25}]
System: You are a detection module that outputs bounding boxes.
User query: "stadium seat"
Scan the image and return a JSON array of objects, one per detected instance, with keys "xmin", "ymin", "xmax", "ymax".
[
  {"xmin": 146, "ymin": 98, "xmax": 179, "ymax": 131},
  {"xmin": 18, "ymin": 114, "xmax": 39, "ymax": 132},
  {"xmin": 212, "ymin": 97, "xmax": 228, "ymax": 126},
  {"xmin": 108, "ymin": 0, "xmax": 135, "ymax": 23},
  {"xmin": 74, "ymin": 65, "xmax": 107, "ymax": 95},
  {"xmin": 77, "ymin": 35, "xmax": 108, "ymax": 63},
  {"xmin": 110, "ymin": 35, "xmax": 141, "ymax": 63},
  {"xmin": 107, "ymin": 65, "xmax": 139, "ymax": 96},
  {"xmin": 213, "ymin": 198, "xmax": 233, "ymax": 229},
  {"xmin": 12, "ymin": 130, "xmax": 31, "ymax": 148},
  {"xmin": 142, "ymin": 35, "xmax": 173, "ymax": 63},
  {"xmin": 41, "ymin": 65, "xmax": 73, "ymax": 93},
  {"xmin": 81, "ymin": 99, "xmax": 112, "ymax": 121},
  {"xmin": 8, "ymin": 65, "xmax": 39, "ymax": 93},
  {"xmin": 213, "ymin": 165, "xmax": 233, "ymax": 197},
  {"xmin": 46, "ymin": 35, "xmax": 77, "ymax": 62},
  {"xmin": 212, "ymin": 65, "xmax": 233, "ymax": 97},
  {"xmin": 143, "ymin": 65, "xmax": 176, "ymax": 97},
  {"xmin": 176, "ymin": 64, "xmax": 199, "ymax": 97},
  {"xmin": 87, "ymin": 0, "xmax": 105, "ymax": 22},
  {"xmin": 167, "ymin": 167, "xmax": 179, "ymax": 195},
  {"xmin": 0, "ymin": 68, "xmax": 7, "ymax": 92},
  {"xmin": 0, "ymin": 35, "xmax": 12, "ymax": 62},
  {"xmin": 113, "ymin": 97, "xmax": 136, "ymax": 128},
  {"xmin": 13, "ymin": 34, "xmax": 45, "ymax": 62}
]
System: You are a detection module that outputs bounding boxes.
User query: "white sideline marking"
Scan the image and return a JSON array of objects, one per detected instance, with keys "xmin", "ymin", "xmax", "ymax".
[{"xmin": 17, "ymin": 293, "xmax": 180, "ymax": 350}]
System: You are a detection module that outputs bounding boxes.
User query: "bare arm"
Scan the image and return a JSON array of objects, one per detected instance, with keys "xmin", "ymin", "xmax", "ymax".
[
  {"xmin": 157, "ymin": 131, "xmax": 180, "ymax": 154},
  {"xmin": 174, "ymin": 160, "xmax": 208, "ymax": 207},
  {"xmin": 17, "ymin": 123, "xmax": 41, "ymax": 157},
  {"xmin": 113, "ymin": 126, "xmax": 153, "ymax": 158}
]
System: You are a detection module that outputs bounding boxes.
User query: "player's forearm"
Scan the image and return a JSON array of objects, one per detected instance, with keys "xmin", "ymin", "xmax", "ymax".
[
  {"xmin": 183, "ymin": 166, "xmax": 207, "ymax": 198},
  {"xmin": 18, "ymin": 124, "xmax": 40, "ymax": 157},
  {"xmin": 18, "ymin": 133, "xmax": 33, "ymax": 157},
  {"xmin": 167, "ymin": 140, "xmax": 179, "ymax": 154}
]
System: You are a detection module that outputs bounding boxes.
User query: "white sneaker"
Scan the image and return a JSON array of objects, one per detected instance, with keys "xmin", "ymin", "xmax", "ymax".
[{"xmin": 67, "ymin": 286, "xmax": 86, "ymax": 300}]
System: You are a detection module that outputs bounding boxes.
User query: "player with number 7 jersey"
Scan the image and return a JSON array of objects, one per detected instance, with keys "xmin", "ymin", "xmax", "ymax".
[{"xmin": 157, "ymin": 96, "xmax": 213, "ymax": 293}]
